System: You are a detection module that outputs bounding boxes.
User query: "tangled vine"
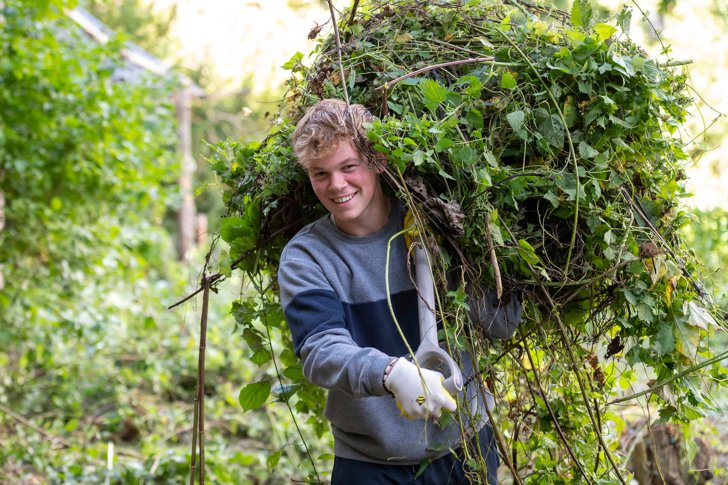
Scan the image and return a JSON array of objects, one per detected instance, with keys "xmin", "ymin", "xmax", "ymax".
[{"xmin": 207, "ymin": 1, "xmax": 726, "ymax": 482}]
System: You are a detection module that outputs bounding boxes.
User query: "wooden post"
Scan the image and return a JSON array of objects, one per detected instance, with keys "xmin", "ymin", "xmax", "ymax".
[
  {"xmin": 175, "ymin": 85, "xmax": 197, "ymax": 262},
  {"xmin": 0, "ymin": 189, "xmax": 4, "ymax": 289}
]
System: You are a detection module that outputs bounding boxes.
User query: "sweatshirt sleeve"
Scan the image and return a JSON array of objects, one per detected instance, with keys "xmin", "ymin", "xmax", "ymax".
[
  {"xmin": 279, "ymin": 253, "xmax": 392, "ymax": 398},
  {"xmin": 469, "ymin": 285, "xmax": 523, "ymax": 340}
]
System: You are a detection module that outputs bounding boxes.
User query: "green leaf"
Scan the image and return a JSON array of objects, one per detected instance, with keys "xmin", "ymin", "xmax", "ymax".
[
  {"xmin": 281, "ymin": 51, "xmax": 303, "ymax": 70},
  {"xmin": 450, "ymin": 145, "xmax": 477, "ymax": 167},
  {"xmin": 266, "ymin": 449, "xmax": 283, "ymax": 472},
  {"xmin": 536, "ymin": 110, "xmax": 564, "ymax": 148},
  {"xmin": 570, "ymin": 0, "xmax": 593, "ymax": 29},
  {"xmin": 220, "ymin": 216, "xmax": 246, "ymax": 243},
  {"xmin": 593, "ymin": 23, "xmax": 617, "ymax": 41},
  {"xmin": 500, "ymin": 71, "xmax": 517, "ymax": 89},
  {"xmin": 674, "ymin": 320, "xmax": 700, "ymax": 359},
  {"xmin": 506, "ymin": 110, "xmax": 526, "ymax": 134},
  {"xmin": 250, "ymin": 348, "xmax": 272, "ymax": 366},
  {"xmin": 654, "ymin": 323, "xmax": 675, "ymax": 356},
  {"xmin": 419, "ymin": 79, "xmax": 449, "ymax": 111},
  {"xmin": 238, "ymin": 380, "xmax": 271, "ymax": 412},
  {"xmin": 517, "ymin": 239, "xmax": 541, "ymax": 265},
  {"xmin": 578, "ymin": 141, "xmax": 599, "ymax": 159}
]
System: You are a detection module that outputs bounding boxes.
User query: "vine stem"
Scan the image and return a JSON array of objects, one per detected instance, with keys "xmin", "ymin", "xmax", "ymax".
[
  {"xmin": 347, "ymin": 0, "xmax": 360, "ymax": 25},
  {"xmin": 327, "ymin": 0, "xmax": 350, "ymax": 106},
  {"xmin": 496, "ymin": 27, "xmax": 581, "ymax": 277},
  {"xmin": 534, "ymin": 278, "xmax": 627, "ymax": 484},
  {"xmin": 607, "ymin": 349, "xmax": 728, "ymax": 406},
  {"xmin": 475, "ymin": 371, "xmax": 523, "ymax": 484},
  {"xmin": 484, "ymin": 214, "xmax": 503, "ymax": 299},
  {"xmin": 375, "ymin": 57, "xmax": 496, "ymax": 91},
  {"xmin": 521, "ymin": 337, "xmax": 594, "ymax": 484},
  {"xmin": 500, "ymin": 217, "xmax": 626, "ymax": 483},
  {"xmin": 168, "ymin": 222, "xmax": 301, "ymax": 310},
  {"xmin": 261, "ymin": 300, "xmax": 321, "ymax": 484}
]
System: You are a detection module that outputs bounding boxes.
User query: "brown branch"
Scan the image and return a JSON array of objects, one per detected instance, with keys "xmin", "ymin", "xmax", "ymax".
[
  {"xmin": 484, "ymin": 215, "xmax": 503, "ymax": 299},
  {"xmin": 375, "ymin": 57, "xmax": 495, "ymax": 91},
  {"xmin": 168, "ymin": 221, "xmax": 302, "ymax": 310},
  {"xmin": 198, "ymin": 277, "xmax": 210, "ymax": 483},
  {"xmin": 327, "ymin": 0, "xmax": 350, "ymax": 106},
  {"xmin": 0, "ymin": 401, "xmax": 71, "ymax": 448},
  {"xmin": 347, "ymin": 0, "xmax": 360, "ymax": 25},
  {"xmin": 475, "ymin": 374, "xmax": 523, "ymax": 484}
]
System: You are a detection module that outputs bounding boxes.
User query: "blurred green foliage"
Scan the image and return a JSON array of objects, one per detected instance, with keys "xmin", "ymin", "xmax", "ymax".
[{"xmin": 0, "ymin": 0, "xmax": 329, "ymax": 482}]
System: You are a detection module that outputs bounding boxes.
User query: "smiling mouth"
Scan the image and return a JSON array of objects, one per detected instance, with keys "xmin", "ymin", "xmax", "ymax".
[{"xmin": 333, "ymin": 194, "xmax": 355, "ymax": 204}]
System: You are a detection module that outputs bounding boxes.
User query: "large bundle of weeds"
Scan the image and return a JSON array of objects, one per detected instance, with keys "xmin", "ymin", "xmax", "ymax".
[{"xmin": 211, "ymin": 0, "xmax": 725, "ymax": 481}]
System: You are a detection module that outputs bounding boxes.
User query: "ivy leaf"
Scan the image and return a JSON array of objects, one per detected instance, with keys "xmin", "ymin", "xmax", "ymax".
[
  {"xmin": 654, "ymin": 323, "xmax": 675, "ymax": 356},
  {"xmin": 419, "ymin": 79, "xmax": 449, "ymax": 111},
  {"xmin": 238, "ymin": 380, "xmax": 271, "ymax": 412}
]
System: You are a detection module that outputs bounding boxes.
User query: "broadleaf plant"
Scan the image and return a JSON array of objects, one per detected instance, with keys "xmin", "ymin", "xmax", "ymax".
[{"xmin": 209, "ymin": 0, "xmax": 726, "ymax": 482}]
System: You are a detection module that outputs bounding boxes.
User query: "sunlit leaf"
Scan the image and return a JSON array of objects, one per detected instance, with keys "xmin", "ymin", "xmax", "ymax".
[{"xmin": 238, "ymin": 380, "xmax": 271, "ymax": 412}]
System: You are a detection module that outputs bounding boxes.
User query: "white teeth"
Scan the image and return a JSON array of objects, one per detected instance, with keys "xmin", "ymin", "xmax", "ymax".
[{"xmin": 333, "ymin": 194, "xmax": 355, "ymax": 204}]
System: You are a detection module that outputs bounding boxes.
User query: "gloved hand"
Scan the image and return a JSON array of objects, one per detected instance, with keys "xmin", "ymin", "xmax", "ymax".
[{"xmin": 384, "ymin": 358, "xmax": 457, "ymax": 420}]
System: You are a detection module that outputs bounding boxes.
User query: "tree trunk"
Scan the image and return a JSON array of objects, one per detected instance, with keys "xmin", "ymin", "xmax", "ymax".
[
  {"xmin": 175, "ymin": 86, "xmax": 197, "ymax": 262},
  {"xmin": 627, "ymin": 423, "xmax": 715, "ymax": 485},
  {"xmin": 0, "ymin": 189, "xmax": 4, "ymax": 289}
]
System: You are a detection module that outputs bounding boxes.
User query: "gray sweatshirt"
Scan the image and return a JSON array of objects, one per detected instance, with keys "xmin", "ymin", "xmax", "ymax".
[{"xmin": 278, "ymin": 198, "xmax": 519, "ymax": 464}]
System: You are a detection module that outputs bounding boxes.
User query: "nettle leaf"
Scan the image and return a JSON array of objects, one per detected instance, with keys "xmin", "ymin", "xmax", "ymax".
[
  {"xmin": 250, "ymin": 348, "xmax": 272, "ymax": 366},
  {"xmin": 506, "ymin": 110, "xmax": 526, "ymax": 135},
  {"xmin": 450, "ymin": 145, "xmax": 477, "ymax": 167},
  {"xmin": 238, "ymin": 380, "xmax": 271, "ymax": 412},
  {"xmin": 419, "ymin": 79, "xmax": 449, "ymax": 111},
  {"xmin": 570, "ymin": 0, "xmax": 593, "ymax": 29},
  {"xmin": 578, "ymin": 141, "xmax": 599, "ymax": 159}
]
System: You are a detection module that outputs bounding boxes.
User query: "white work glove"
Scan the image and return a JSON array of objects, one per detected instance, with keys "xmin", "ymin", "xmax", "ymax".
[{"xmin": 384, "ymin": 358, "xmax": 457, "ymax": 420}]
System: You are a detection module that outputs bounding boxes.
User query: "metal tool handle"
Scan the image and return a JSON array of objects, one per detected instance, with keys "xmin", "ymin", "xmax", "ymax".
[{"xmin": 413, "ymin": 245, "xmax": 463, "ymax": 395}]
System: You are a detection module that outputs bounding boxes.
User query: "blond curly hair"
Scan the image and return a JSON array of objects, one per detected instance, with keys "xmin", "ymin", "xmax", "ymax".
[{"xmin": 291, "ymin": 99, "xmax": 373, "ymax": 168}]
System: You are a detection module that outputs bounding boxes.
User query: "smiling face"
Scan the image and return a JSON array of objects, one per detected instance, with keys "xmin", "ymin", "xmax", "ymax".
[{"xmin": 307, "ymin": 140, "xmax": 389, "ymax": 237}]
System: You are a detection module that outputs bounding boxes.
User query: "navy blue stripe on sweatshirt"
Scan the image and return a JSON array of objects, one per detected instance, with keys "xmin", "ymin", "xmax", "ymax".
[{"xmin": 285, "ymin": 288, "xmax": 421, "ymax": 357}]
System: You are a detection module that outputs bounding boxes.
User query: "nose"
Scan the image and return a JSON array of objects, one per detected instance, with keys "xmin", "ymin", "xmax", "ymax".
[{"xmin": 329, "ymin": 171, "xmax": 347, "ymax": 191}]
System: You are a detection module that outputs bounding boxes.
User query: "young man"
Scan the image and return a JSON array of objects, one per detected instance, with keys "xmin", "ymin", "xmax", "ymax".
[{"xmin": 278, "ymin": 98, "xmax": 519, "ymax": 484}]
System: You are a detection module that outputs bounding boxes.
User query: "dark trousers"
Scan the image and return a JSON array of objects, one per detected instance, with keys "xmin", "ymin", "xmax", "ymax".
[{"xmin": 331, "ymin": 424, "xmax": 499, "ymax": 484}]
